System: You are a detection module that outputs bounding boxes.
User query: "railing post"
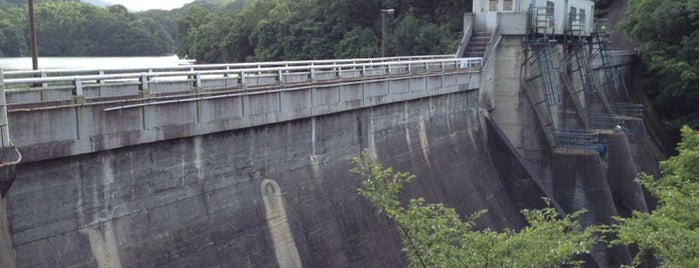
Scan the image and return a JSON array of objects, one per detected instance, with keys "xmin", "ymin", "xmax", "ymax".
[
  {"xmin": 97, "ymin": 70, "xmax": 105, "ymax": 84},
  {"xmin": 193, "ymin": 73, "xmax": 202, "ymax": 92},
  {"xmin": 278, "ymin": 69, "xmax": 284, "ymax": 85},
  {"xmin": 139, "ymin": 73, "xmax": 150, "ymax": 98},
  {"xmin": 0, "ymin": 69, "xmax": 10, "ymax": 147},
  {"xmin": 40, "ymin": 71, "xmax": 47, "ymax": 88},
  {"xmin": 239, "ymin": 71, "xmax": 247, "ymax": 89},
  {"xmin": 73, "ymin": 77, "xmax": 85, "ymax": 104}
]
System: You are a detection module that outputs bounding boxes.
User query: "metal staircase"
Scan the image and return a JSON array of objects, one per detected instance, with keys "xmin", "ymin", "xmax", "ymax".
[
  {"xmin": 589, "ymin": 32, "xmax": 644, "ymax": 131},
  {"xmin": 536, "ymin": 45, "xmax": 561, "ymax": 107},
  {"xmin": 593, "ymin": 32, "xmax": 619, "ymax": 103},
  {"xmin": 573, "ymin": 44, "xmax": 595, "ymax": 94}
]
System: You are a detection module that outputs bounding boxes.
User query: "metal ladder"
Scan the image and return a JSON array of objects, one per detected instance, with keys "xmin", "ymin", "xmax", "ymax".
[
  {"xmin": 594, "ymin": 33, "xmax": 619, "ymax": 102},
  {"xmin": 537, "ymin": 44, "xmax": 561, "ymax": 107},
  {"xmin": 574, "ymin": 44, "xmax": 595, "ymax": 93}
]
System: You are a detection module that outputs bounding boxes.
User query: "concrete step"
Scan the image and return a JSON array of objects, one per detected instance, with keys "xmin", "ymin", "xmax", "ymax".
[
  {"xmin": 471, "ymin": 36, "xmax": 491, "ymax": 43},
  {"xmin": 468, "ymin": 42, "xmax": 488, "ymax": 47},
  {"xmin": 473, "ymin": 32, "xmax": 492, "ymax": 37},
  {"xmin": 466, "ymin": 47, "xmax": 486, "ymax": 53},
  {"xmin": 464, "ymin": 52, "xmax": 484, "ymax": 57}
]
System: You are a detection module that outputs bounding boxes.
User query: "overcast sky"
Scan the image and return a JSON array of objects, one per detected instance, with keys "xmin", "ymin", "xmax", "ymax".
[{"xmin": 108, "ymin": 0, "xmax": 195, "ymax": 11}]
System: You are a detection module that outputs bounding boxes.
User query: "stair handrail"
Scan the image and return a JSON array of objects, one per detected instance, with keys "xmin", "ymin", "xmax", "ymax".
[
  {"xmin": 482, "ymin": 24, "xmax": 501, "ymax": 68},
  {"xmin": 455, "ymin": 14, "xmax": 474, "ymax": 58}
]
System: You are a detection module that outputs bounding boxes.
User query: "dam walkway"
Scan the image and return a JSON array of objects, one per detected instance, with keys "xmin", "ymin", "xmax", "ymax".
[{"xmin": 1, "ymin": 55, "xmax": 482, "ymax": 163}]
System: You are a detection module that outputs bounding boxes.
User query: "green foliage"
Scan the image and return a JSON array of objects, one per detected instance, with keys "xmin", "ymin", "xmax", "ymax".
[
  {"xmin": 351, "ymin": 151, "xmax": 599, "ymax": 268},
  {"xmin": 0, "ymin": 7, "xmax": 27, "ymax": 56},
  {"xmin": 622, "ymin": 0, "xmax": 699, "ymax": 128},
  {"xmin": 334, "ymin": 27, "xmax": 379, "ymax": 59},
  {"xmin": 176, "ymin": 0, "xmax": 468, "ymax": 63},
  {"xmin": 612, "ymin": 126, "xmax": 699, "ymax": 266},
  {"xmin": 0, "ymin": 0, "xmax": 174, "ymax": 56}
]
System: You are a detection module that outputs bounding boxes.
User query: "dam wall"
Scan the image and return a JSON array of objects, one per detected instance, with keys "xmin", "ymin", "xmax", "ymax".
[
  {"xmin": 484, "ymin": 33, "xmax": 658, "ymax": 267},
  {"xmin": 5, "ymin": 89, "xmax": 531, "ymax": 267},
  {"xmin": 0, "ymin": 197, "xmax": 14, "ymax": 268}
]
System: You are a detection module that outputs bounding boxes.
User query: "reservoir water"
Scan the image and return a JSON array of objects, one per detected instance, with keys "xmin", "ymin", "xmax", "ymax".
[{"xmin": 0, "ymin": 55, "xmax": 187, "ymax": 71}]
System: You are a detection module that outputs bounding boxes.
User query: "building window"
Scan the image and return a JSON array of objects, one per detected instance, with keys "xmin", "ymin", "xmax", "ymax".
[
  {"xmin": 546, "ymin": 1, "xmax": 555, "ymax": 17},
  {"xmin": 489, "ymin": 0, "xmax": 498, "ymax": 12},
  {"xmin": 570, "ymin": 7, "xmax": 577, "ymax": 26},
  {"xmin": 503, "ymin": 0, "xmax": 513, "ymax": 11}
]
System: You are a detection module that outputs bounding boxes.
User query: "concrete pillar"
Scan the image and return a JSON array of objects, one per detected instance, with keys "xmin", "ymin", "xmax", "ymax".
[{"xmin": 0, "ymin": 69, "xmax": 16, "ymax": 268}]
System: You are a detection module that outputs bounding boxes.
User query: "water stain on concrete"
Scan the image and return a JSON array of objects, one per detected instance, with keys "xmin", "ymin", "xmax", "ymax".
[{"xmin": 261, "ymin": 179, "xmax": 302, "ymax": 268}]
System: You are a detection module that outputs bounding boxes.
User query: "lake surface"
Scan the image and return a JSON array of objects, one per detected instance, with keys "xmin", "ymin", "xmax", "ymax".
[{"xmin": 0, "ymin": 55, "xmax": 187, "ymax": 71}]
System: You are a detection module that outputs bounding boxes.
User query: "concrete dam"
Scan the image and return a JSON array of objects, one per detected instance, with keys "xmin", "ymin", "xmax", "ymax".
[{"xmin": 0, "ymin": 7, "xmax": 661, "ymax": 268}]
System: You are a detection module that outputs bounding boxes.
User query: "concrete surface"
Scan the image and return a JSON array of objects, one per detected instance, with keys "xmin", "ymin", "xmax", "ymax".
[
  {"xmin": 5, "ymin": 90, "xmax": 527, "ymax": 267},
  {"xmin": 0, "ymin": 196, "xmax": 15, "ymax": 268},
  {"xmin": 8, "ymin": 71, "xmax": 479, "ymax": 164}
]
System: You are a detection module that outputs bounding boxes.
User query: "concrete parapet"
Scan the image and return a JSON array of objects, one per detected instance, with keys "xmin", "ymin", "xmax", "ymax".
[{"xmin": 9, "ymin": 71, "xmax": 480, "ymax": 164}]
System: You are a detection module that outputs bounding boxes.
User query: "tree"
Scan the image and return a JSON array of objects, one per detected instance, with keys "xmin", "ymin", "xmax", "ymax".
[
  {"xmin": 351, "ymin": 152, "xmax": 599, "ymax": 268},
  {"xmin": 334, "ymin": 27, "xmax": 379, "ymax": 59},
  {"xmin": 0, "ymin": 7, "xmax": 27, "ymax": 56},
  {"xmin": 0, "ymin": 0, "xmax": 174, "ymax": 57},
  {"xmin": 172, "ymin": 0, "xmax": 470, "ymax": 63},
  {"xmin": 612, "ymin": 126, "xmax": 699, "ymax": 266},
  {"xmin": 622, "ymin": 0, "xmax": 699, "ymax": 128}
]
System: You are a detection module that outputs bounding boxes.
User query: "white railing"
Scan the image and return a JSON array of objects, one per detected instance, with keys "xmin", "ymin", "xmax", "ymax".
[
  {"xmin": 3, "ymin": 55, "xmax": 455, "ymax": 79},
  {"xmin": 3, "ymin": 57, "xmax": 483, "ymax": 103}
]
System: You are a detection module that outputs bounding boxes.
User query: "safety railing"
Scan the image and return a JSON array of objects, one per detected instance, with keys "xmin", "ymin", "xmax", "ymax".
[
  {"xmin": 610, "ymin": 103, "xmax": 643, "ymax": 117},
  {"xmin": 554, "ymin": 129, "xmax": 601, "ymax": 150},
  {"xmin": 3, "ymin": 57, "xmax": 483, "ymax": 104},
  {"xmin": 3, "ymin": 55, "xmax": 455, "ymax": 80},
  {"xmin": 588, "ymin": 114, "xmax": 625, "ymax": 130}
]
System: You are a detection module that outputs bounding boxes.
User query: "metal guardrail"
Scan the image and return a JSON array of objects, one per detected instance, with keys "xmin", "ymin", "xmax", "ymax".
[
  {"xmin": 554, "ymin": 129, "xmax": 601, "ymax": 150},
  {"xmin": 588, "ymin": 114, "xmax": 625, "ymax": 130},
  {"xmin": 2, "ymin": 57, "xmax": 483, "ymax": 104},
  {"xmin": 610, "ymin": 103, "xmax": 643, "ymax": 117},
  {"xmin": 3, "ymin": 55, "xmax": 455, "ymax": 79}
]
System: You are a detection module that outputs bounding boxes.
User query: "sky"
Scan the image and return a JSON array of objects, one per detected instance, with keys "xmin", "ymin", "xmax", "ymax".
[{"xmin": 107, "ymin": 0, "xmax": 196, "ymax": 11}]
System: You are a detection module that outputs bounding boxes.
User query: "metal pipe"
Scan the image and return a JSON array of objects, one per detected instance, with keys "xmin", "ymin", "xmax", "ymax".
[{"xmin": 28, "ymin": 0, "xmax": 39, "ymax": 71}]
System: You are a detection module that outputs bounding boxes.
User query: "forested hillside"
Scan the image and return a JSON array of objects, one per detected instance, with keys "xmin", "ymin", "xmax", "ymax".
[
  {"xmin": 174, "ymin": 0, "xmax": 471, "ymax": 63},
  {"xmin": 1, "ymin": 0, "xmax": 620, "ymax": 61},
  {"xmin": 0, "ymin": 0, "xmax": 173, "ymax": 56},
  {"xmin": 622, "ymin": 0, "xmax": 699, "ymax": 129}
]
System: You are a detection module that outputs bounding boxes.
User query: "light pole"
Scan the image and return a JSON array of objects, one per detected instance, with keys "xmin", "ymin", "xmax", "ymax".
[
  {"xmin": 28, "ymin": 0, "xmax": 39, "ymax": 71},
  {"xmin": 380, "ymin": 8, "xmax": 394, "ymax": 58}
]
